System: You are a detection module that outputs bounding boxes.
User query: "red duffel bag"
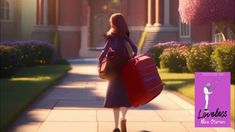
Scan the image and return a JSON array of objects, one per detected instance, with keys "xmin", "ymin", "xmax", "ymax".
[{"xmin": 121, "ymin": 55, "xmax": 164, "ymax": 107}]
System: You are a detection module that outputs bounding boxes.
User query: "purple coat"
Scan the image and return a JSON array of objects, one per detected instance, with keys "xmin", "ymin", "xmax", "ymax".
[{"xmin": 99, "ymin": 36, "xmax": 137, "ymax": 108}]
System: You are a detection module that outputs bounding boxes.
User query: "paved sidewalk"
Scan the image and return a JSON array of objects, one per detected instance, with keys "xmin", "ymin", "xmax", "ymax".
[{"xmin": 9, "ymin": 59, "xmax": 234, "ymax": 132}]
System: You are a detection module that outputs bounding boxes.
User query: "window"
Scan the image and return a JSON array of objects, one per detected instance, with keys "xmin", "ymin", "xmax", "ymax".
[
  {"xmin": 179, "ymin": 18, "xmax": 191, "ymax": 38},
  {"xmin": 212, "ymin": 23, "xmax": 226, "ymax": 42},
  {"xmin": 214, "ymin": 33, "xmax": 225, "ymax": 42},
  {"xmin": 0, "ymin": 0, "xmax": 10, "ymax": 20}
]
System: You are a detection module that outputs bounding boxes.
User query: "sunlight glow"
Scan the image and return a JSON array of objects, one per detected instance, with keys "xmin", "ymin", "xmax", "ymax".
[
  {"xmin": 111, "ymin": 0, "xmax": 120, "ymax": 4},
  {"xmin": 11, "ymin": 76, "xmax": 51, "ymax": 81}
]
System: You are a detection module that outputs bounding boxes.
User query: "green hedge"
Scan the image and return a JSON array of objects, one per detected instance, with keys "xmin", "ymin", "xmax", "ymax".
[
  {"xmin": 150, "ymin": 41, "xmax": 235, "ymax": 80},
  {"xmin": 0, "ymin": 46, "xmax": 19, "ymax": 77},
  {"xmin": 186, "ymin": 45, "xmax": 214, "ymax": 72},
  {"xmin": 148, "ymin": 41, "xmax": 187, "ymax": 68},
  {"xmin": 160, "ymin": 47, "xmax": 188, "ymax": 72},
  {"xmin": 13, "ymin": 41, "xmax": 55, "ymax": 66},
  {"xmin": 149, "ymin": 47, "xmax": 163, "ymax": 67},
  {"xmin": 211, "ymin": 44, "xmax": 235, "ymax": 83},
  {"xmin": 0, "ymin": 40, "xmax": 55, "ymax": 78}
]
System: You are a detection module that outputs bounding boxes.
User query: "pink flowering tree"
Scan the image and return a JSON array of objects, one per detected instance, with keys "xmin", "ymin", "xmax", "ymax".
[{"xmin": 178, "ymin": 0, "xmax": 235, "ymax": 40}]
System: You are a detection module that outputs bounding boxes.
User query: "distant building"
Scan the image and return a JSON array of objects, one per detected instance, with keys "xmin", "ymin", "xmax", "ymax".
[
  {"xmin": 0, "ymin": 0, "xmax": 36, "ymax": 41},
  {"xmin": 0, "ymin": 0, "xmax": 220, "ymax": 58}
]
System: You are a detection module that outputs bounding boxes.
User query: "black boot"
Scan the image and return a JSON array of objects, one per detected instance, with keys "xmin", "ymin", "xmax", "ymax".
[
  {"xmin": 121, "ymin": 119, "xmax": 127, "ymax": 132},
  {"xmin": 113, "ymin": 128, "xmax": 121, "ymax": 132}
]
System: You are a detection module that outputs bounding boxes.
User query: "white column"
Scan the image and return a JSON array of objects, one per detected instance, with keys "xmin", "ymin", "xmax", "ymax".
[
  {"xmin": 147, "ymin": 0, "xmax": 152, "ymax": 26},
  {"xmin": 154, "ymin": 0, "xmax": 161, "ymax": 26},
  {"xmin": 43, "ymin": 0, "xmax": 48, "ymax": 25},
  {"xmin": 55, "ymin": 0, "xmax": 59, "ymax": 25},
  {"xmin": 163, "ymin": 0, "xmax": 170, "ymax": 26}
]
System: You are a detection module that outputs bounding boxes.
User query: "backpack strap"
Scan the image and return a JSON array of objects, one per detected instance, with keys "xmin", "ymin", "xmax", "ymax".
[{"xmin": 124, "ymin": 37, "xmax": 134, "ymax": 58}]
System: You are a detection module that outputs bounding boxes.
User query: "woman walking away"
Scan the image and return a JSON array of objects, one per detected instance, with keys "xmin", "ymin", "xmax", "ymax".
[{"xmin": 98, "ymin": 13, "xmax": 137, "ymax": 132}]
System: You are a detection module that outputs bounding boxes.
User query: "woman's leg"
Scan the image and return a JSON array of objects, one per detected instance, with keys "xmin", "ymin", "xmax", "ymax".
[
  {"xmin": 120, "ymin": 107, "xmax": 128, "ymax": 132},
  {"xmin": 113, "ymin": 108, "xmax": 120, "ymax": 129},
  {"xmin": 120, "ymin": 107, "xmax": 128, "ymax": 120}
]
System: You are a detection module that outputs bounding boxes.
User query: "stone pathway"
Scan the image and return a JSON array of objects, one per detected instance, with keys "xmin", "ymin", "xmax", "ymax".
[{"xmin": 9, "ymin": 58, "xmax": 234, "ymax": 132}]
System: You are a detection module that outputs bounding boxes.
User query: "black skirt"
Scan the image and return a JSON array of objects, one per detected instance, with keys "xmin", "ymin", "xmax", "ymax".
[{"xmin": 104, "ymin": 77, "xmax": 131, "ymax": 108}]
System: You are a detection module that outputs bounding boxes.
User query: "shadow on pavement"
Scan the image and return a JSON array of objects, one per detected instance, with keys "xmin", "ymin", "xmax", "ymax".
[
  {"xmin": 7, "ymin": 59, "xmax": 163, "ymax": 132},
  {"xmin": 162, "ymin": 78, "xmax": 194, "ymax": 90}
]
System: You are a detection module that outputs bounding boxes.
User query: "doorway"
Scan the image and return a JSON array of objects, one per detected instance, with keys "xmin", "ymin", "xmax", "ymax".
[{"xmin": 89, "ymin": 0, "xmax": 122, "ymax": 48}]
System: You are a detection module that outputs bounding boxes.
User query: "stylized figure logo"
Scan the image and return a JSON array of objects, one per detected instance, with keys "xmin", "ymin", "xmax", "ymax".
[
  {"xmin": 195, "ymin": 72, "xmax": 230, "ymax": 127},
  {"xmin": 203, "ymin": 83, "xmax": 213, "ymax": 112}
]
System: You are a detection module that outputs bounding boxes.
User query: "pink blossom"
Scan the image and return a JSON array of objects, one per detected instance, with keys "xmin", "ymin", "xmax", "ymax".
[{"xmin": 178, "ymin": 0, "xmax": 235, "ymax": 24}]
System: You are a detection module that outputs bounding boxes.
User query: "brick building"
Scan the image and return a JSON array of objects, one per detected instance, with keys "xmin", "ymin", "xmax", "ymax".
[{"xmin": 0, "ymin": 0, "xmax": 217, "ymax": 58}]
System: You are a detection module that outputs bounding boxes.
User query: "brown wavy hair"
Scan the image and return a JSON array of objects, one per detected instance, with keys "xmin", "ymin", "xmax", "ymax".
[{"xmin": 105, "ymin": 13, "xmax": 130, "ymax": 38}]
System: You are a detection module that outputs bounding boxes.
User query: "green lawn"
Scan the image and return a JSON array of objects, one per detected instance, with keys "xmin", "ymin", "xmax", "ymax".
[
  {"xmin": 0, "ymin": 64, "xmax": 71, "ymax": 130},
  {"xmin": 159, "ymin": 69, "xmax": 235, "ymax": 121}
]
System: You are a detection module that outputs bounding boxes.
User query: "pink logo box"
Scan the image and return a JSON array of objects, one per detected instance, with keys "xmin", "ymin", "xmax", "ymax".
[{"xmin": 195, "ymin": 72, "xmax": 230, "ymax": 127}]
